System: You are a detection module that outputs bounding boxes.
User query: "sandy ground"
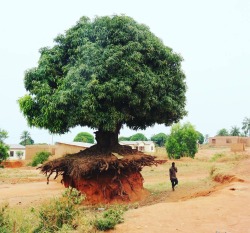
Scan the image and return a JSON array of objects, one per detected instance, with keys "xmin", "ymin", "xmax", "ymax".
[
  {"xmin": 0, "ymin": 150, "xmax": 249, "ymax": 233},
  {"xmin": 112, "ymin": 157, "xmax": 250, "ymax": 233},
  {"xmin": 0, "ymin": 168, "xmax": 64, "ymax": 206}
]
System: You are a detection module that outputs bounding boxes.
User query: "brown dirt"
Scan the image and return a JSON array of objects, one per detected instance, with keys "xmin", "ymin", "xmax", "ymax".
[
  {"xmin": 111, "ymin": 149, "xmax": 250, "ymax": 233},
  {"xmin": 63, "ymin": 171, "xmax": 149, "ymax": 204},
  {"xmin": 0, "ymin": 148, "xmax": 249, "ymax": 233}
]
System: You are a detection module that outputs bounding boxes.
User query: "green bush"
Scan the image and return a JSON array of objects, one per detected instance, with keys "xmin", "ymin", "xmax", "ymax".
[
  {"xmin": 31, "ymin": 151, "xmax": 51, "ymax": 167},
  {"xmin": 94, "ymin": 207, "xmax": 124, "ymax": 231},
  {"xmin": 34, "ymin": 188, "xmax": 84, "ymax": 233}
]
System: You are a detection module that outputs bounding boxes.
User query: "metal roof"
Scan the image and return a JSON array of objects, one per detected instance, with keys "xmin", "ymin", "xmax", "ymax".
[{"xmin": 8, "ymin": 144, "xmax": 25, "ymax": 149}]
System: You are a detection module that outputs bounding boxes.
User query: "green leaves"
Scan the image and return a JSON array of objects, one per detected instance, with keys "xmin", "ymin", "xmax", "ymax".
[
  {"xmin": 166, "ymin": 122, "xmax": 199, "ymax": 159},
  {"xmin": 19, "ymin": 15, "xmax": 187, "ymax": 135}
]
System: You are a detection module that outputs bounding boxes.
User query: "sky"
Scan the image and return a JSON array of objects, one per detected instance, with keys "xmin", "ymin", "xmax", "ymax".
[{"xmin": 0, "ymin": 0, "xmax": 249, "ymax": 144}]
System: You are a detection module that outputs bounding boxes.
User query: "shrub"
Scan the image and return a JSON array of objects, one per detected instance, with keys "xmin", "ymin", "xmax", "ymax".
[
  {"xmin": 31, "ymin": 151, "xmax": 51, "ymax": 167},
  {"xmin": 94, "ymin": 207, "xmax": 124, "ymax": 231},
  {"xmin": 34, "ymin": 188, "xmax": 84, "ymax": 232}
]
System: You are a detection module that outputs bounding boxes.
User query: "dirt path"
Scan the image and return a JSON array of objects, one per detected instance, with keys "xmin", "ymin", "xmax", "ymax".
[
  {"xmin": 0, "ymin": 181, "xmax": 64, "ymax": 206},
  {"xmin": 111, "ymin": 157, "xmax": 250, "ymax": 233}
]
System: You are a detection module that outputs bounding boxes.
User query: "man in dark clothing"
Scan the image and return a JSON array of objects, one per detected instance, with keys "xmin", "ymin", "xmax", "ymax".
[{"xmin": 169, "ymin": 162, "xmax": 178, "ymax": 191}]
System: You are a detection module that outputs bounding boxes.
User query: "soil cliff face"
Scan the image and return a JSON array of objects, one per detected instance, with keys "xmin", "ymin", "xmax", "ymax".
[{"xmin": 63, "ymin": 171, "xmax": 149, "ymax": 204}]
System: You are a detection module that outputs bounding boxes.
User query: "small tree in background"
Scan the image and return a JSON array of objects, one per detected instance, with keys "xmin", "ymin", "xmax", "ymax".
[
  {"xmin": 130, "ymin": 133, "xmax": 147, "ymax": 141},
  {"xmin": 20, "ymin": 131, "xmax": 34, "ymax": 146},
  {"xmin": 151, "ymin": 133, "xmax": 168, "ymax": 147},
  {"xmin": 73, "ymin": 132, "xmax": 94, "ymax": 143},
  {"xmin": 242, "ymin": 117, "xmax": 250, "ymax": 136},
  {"xmin": 16, "ymin": 151, "xmax": 24, "ymax": 159},
  {"xmin": 118, "ymin": 136, "xmax": 131, "ymax": 141},
  {"xmin": 196, "ymin": 131, "xmax": 204, "ymax": 144},
  {"xmin": 166, "ymin": 122, "xmax": 199, "ymax": 159},
  {"xmin": 217, "ymin": 128, "xmax": 229, "ymax": 136},
  {"xmin": 230, "ymin": 126, "xmax": 241, "ymax": 136},
  {"xmin": 0, "ymin": 129, "xmax": 9, "ymax": 164}
]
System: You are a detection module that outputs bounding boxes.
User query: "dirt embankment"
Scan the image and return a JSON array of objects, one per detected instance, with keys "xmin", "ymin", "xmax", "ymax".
[{"xmin": 112, "ymin": 155, "xmax": 250, "ymax": 233}]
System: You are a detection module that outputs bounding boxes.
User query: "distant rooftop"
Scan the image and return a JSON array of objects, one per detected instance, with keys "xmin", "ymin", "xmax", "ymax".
[
  {"xmin": 8, "ymin": 144, "xmax": 25, "ymax": 149},
  {"xmin": 120, "ymin": 141, "xmax": 154, "ymax": 145},
  {"xmin": 56, "ymin": 142, "xmax": 94, "ymax": 148}
]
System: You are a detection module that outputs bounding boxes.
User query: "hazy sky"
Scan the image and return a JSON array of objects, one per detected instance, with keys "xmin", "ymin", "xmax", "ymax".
[{"xmin": 1, "ymin": 0, "xmax": 249, "ymax": 144}]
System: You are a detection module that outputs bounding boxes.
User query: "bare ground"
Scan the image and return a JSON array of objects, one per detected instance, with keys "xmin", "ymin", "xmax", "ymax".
[
  {"xmin": 111, "ymin": 148, "xmax": 250, "ymax": 233},
  {"xmin": 0, "ymin": 147, "xmax": 249, "ymax": 233}
]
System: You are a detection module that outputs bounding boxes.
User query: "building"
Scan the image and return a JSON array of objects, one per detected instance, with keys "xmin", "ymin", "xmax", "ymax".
[
  {"xmin": 120, "ymin": 141, "xmax": 156, "ymax": 153},
  {"xmin": 208, "ymin": 136, "xmax": 250, "ymax": 147},
  {"xmin": 25, "ymin": 142, "xmax": 93, "ymax": 161},
  {"xmin": 54, "ymin": 142, "xmax": 93, "ymax": 157},
  {"xmin": 7, "ymin": 144, "xmax": 26, "ymax": 160}
]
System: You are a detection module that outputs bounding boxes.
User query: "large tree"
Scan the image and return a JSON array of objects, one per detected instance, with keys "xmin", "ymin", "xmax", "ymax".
[
  {"xmin": 18, "ymin": 15, "xmax": 186, "ymax": 203},
  {"xmin": 19, "ymin": 15, "xmax": 186, "ymax": 154}
]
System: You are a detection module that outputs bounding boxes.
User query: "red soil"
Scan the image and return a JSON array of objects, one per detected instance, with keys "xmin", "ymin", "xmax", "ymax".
[
  {"xmin": 2, "ymin": 161, "xmax": 24, "ymax": 168},
  {"xmin": 63, "ymin": 171, "xmax": 149, "ymax": 204}
]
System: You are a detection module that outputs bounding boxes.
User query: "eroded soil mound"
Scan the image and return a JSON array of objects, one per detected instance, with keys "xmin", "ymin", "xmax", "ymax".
[
  {"xmin": 40, "ymin": 150, "xmax": 165, "ymax": 204},
  {"xmin": 213, "ymin": 173, "xmax": 244, "ymax": 184},
  {"xmin": 64, "ymin": 171, "xmax": 149, "ymax": 204}
]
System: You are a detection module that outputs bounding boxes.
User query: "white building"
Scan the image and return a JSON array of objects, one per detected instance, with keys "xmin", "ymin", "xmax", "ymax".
[
  {"xmin": 8, "ymin": 144, "xmax": 26, "ymax": 160},
  {"xmin": 120, "ymin": 141, "xmax": 155, "ymax": 153}
]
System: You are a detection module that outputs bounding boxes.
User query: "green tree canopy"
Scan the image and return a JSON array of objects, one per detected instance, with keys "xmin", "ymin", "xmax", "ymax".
[
  {"xmin": 0, "ymin": 129, "xmax": 8, "ymax": 143},
  {"xmin": 20, "ymin": 131, "xmax": 34, "ymax": 146},
  {"xmin": 0, "ymin": 129, "xmax": 9, "ymax": 163},
  {"xmin": 130, "ymin": 133, "xmax": 147, "ymax": 141},
  {"xmin": 73, "ymin": 132, "xmax": 94, "ymax": 143},
  {"xmin": 165, "ymin": 122, "xmax": 199, "ymax": 159},
  {"xmin": 242, "ymin": 117, "xmax": 250, "ymax": 136},
  {"xmin": 230, "ymin": 126, "xmax": 241, "ymax": 136},
  {"xmin": 118, "ymin": 136, "xmax": 131, "ymax": 141},
  {"xmin": 196, "ymin": 131, "xmax": 204, "ymax": 144},
  {"xmin": 18, "ymin": 15, "xmax": 187, "ymax": 153},
  {"xmin": 151, "ymin": 133, "xmax": 168, "ymax": 147},
  {"xmin": 216, "ymin": 128, "xmax": 229, "ymax": 136}
]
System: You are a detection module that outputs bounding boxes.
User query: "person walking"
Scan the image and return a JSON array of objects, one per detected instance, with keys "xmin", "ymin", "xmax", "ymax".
[{"xmin": 169, "ymin": 162, "xmax": 178, "ymax": 191}]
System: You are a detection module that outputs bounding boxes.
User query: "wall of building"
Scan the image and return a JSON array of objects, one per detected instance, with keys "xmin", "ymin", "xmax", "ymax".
[
  {"xmin": 209, "ymin": 136, "xmax": 250, "ymax": 147},
  {"xmin": 55, "ymin": 143, "xmax": 86, "ymax": 158},
  {"xmin": 25, "ymin": 145, "xmax": 56, "ymax": 160},
  {"xmin": 8, "ymin": 148, "xmax": 26, "ymax": 160}
]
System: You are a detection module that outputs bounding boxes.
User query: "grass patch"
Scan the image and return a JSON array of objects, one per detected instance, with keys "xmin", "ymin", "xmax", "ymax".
[
  {"xmin": 144, "ymin": 182, "xmax": 167, "ymax": 194},
  {"xmin": 94, "ymin": 205, "xmax": 125, "ymax": 231},
  {"xmin": 210, "ymin": 153, "xmax": 225, "ymax": 162},
  {"xmin": 34, "ymin": 188, "xmax": 84, "ymax": 232}
]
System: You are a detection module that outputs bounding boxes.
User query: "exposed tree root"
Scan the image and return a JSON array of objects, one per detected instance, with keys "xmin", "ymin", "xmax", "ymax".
[{"xmin": 39, "ymin": 145, "xmax": 166, "ymax": 203}]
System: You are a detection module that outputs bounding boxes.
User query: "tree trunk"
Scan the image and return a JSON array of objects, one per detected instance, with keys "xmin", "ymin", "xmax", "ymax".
[{"xmin": 92, "ymin": 124, "xmax": 133, "ymax": 155}]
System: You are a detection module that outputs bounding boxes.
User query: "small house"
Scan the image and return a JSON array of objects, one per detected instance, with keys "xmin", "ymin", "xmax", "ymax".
[
  {"xmin": 119, "ymin": 141, "xmax": 155, "ymax": 153},
  {"xmin": 209, "ymin": 136, "xmax": 250, "ymax": 147},
  {"xmin": 8, "ymin": 144, "xmax": 26, "ymax": 160},
  {"xmin": 55, "ymin": 142, "xmax": 93, "ymax": 157}
]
